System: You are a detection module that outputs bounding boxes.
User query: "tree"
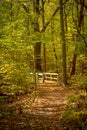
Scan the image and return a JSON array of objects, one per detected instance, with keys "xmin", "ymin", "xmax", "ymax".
[
  {"xmin": 33, "ymin": 0, "xmax": 42, "ymax": 71},
  {"xmin": 42, "ymin": 0, "xmax": 46, "ymax": 72},
  {"xmin": 70, "ymin": 0, "xmax": 85, "ymax": 76},
  {"xmin": 60, "ymin": 0, "xmax": 67, "ymax": 86}
]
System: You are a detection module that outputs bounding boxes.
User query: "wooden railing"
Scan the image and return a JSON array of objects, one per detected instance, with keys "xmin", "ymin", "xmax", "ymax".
[{"xmin": 36, "ymin": 73, "xmax": 58, "ymax": 83}]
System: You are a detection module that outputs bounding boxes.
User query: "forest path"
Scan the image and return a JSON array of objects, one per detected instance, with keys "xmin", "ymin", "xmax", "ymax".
[
  {"xmin": 23, "ymin": 82, "xmax": 69, "ymax": 116},
  {"xmin": 7, "ymin": 82, "xmax": 70, "ymax": 116},
  {"xmin": 0, "ymin": 82, "xmax": 73, "ymax": 129}
]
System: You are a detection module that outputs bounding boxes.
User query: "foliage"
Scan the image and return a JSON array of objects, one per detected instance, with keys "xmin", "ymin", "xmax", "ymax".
[
  {"xmin": 0, "ymin": 55, "xmax": 35, "ymax": 95},
  {"xmin": 61, "ymin": 76, "xmax": 87, "ymax": 129},
  {"xmin": 0, "ymin": 2, "xmax": 87, "ymax": 129}
]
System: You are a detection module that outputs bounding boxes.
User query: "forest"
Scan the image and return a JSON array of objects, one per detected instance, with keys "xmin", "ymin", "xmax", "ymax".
[{"xmin": 0, "ymin": 0, "xmax": 87, "ymax": 129}]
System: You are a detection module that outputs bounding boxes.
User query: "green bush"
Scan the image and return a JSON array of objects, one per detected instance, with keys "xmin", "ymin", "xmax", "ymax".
[
  {"xmin": 0, "ymin": 59, "xmax": 35, "ymax": 96},
  {"xmin": 61, "ymin": 76, "xmax": 87, "ymax": 129}
]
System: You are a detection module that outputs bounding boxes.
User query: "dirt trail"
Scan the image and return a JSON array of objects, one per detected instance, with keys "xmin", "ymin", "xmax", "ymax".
[
  {"xmin": 23, "ymin": 83, "xmax": 68, "ymax": 115},
  {"xmin": 0, "ymin": 82, "xmax": 71, "ymax": 129},
  {"xmin": 8, "ymin": 82, "xmax": 69, "ymax": 115}
]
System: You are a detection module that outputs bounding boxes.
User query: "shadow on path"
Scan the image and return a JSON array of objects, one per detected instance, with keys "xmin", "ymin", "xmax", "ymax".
[{"xmin": 0, "ymin": 82, "xmax": 70, "ymax": 130}]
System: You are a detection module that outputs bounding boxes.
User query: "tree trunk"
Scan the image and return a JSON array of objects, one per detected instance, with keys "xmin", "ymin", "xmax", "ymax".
[
  {"xmin": 33, "ymin": 0, "xmax": 42, "ymax": 71},
  {"xmin": 42, "ymin": 0, "xmax": 46, "ymax": 72},
  {"xmin": 70, "ymin": 54, "xmax": 77, "ymax": 75},
  {"xmin": 51, "ymin": 19, "xmax": 58, "ymax": 73},
  {"xmin": 70, "ymin": 0, "xmax": 84, "ymax": 76},
  {"xmin": 34, "ymin": 42, "xmax": 42, "ymax": 71},
  {"xmin": 60, "ymin": 0, "xmax": 67, "ymax": 86}
]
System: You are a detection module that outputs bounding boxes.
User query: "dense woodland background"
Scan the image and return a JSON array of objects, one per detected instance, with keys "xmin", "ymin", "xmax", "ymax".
[{"xmin": 0, "ymin": 0, "xmax": 87, "ymax": 129}]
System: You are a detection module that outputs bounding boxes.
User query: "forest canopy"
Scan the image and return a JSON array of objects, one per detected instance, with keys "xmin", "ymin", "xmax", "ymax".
[{"xmin": 0, "ymin": 0, "xmax": 87, "ymax": 92}]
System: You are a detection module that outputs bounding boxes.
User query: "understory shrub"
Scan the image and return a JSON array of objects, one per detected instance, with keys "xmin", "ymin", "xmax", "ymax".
[
  {"xmin": 61, "ymin": 76, "xmax": 87, "ymax": 129},
  {"xmin": 0, "ymin": 59, "xmax": 35, "ymax": 96}
]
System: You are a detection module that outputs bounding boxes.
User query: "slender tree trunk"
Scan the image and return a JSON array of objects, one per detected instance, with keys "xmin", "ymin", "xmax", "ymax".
[
  {"xmin": 51, "ymin": 19, "xmax": 58, "ymax": 72},
  {"xmin": 34, "ymin": 42, "xmax": 41, "ymax": 71},
  {"xmin": 33, "ymin": 0, "xmax": 42, "ymax": 71},
  {"xmin": 52, "ymin": 43, "xmax": 58, "ymax": 72},
  {"xmin": 70, "ymin": 0, "xmax": 84, "ymax": 76},
  {"xmin": 60, "ymin": 0, "xmax": 67, "ymax": 86},
  {"xmin": 42, "ymin": 0, "xmax": 46, "ymax": 72},
  {"xmin": 70, "ymin": 53, "xmax": 77, "ymax": 75}
]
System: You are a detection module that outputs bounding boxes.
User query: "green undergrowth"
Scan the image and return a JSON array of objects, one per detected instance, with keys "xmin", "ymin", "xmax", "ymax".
[
  {"xmin": 0, "ymin": 59, "xmax": 35, "ymax": 96},
  {"xmin": 61, "ymin": 75, "xmax": 87, "ymax": 129}
]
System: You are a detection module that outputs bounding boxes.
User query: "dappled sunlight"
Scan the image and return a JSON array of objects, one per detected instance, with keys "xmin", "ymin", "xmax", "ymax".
[{"xmin": 9, "ymin": 83, "xmax": 68, "ymax": 116}]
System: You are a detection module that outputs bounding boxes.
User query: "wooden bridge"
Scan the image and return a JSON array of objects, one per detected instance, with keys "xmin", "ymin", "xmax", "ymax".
[{"xmin": 36, "ymin": 72, "xmax": 58, "ymax": 84}]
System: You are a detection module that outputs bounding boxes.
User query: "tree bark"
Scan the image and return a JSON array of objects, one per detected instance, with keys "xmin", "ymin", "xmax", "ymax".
[
  {"xmin": 51, "ymin": 19, "xmax": 58, "ymax": 73},
  {"xmin": 33, "ymin": 0, "xmax": 42, "ymax": 71},
  {"xmin": 60, "ymin": 0, "xmax": 67, "ymax": 86},
  {"xmin": 70, "ymin": 0, "xmax": 84, "ymax": 76},
  {"xmin": 34, "ymin": 42, "xmax": 42, "ymax": 71},
  {"xmin": 42, "ymin": 0, "xmax": 46, "ymax": 72},
  {"xmin": 70, "ymin": 53, "xmax": 77, "ymax": 75}
]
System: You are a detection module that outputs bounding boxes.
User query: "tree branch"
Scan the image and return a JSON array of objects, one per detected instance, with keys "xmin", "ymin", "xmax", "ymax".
[
  {"xmin": 22, "ymin": 0, "xmax": 69, "ymax": 32},
  {"xmin": 75, "ymin": 0, "xmax": 87, "ymax": 9},
  {"xmin": 77, "ymin": 31, "xmax": 87, "ymax": 48},
  {"xmin": 41, "ymin": 0, "xmax": 70, "ymax": 32},
  {"xmin": 41, "ymin": 6, "xmax": 60, "ymax": 32}
]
